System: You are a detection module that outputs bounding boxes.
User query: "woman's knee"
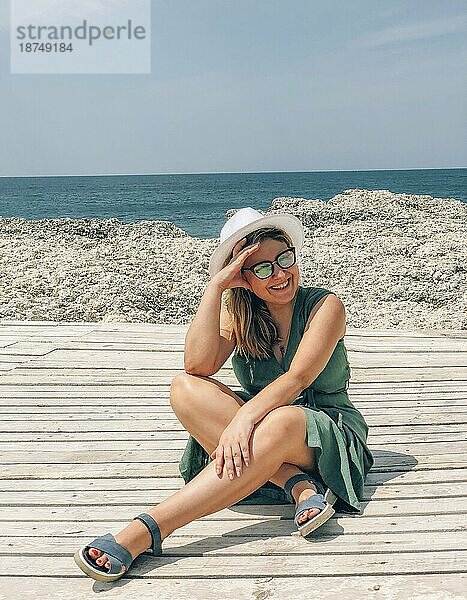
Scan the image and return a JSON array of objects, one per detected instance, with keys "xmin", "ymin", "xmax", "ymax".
[
  {"xmin": 255, "ymin": 407, "xmax": 312, "ymax": 467},
  {"xmin": 169, "ymin": 373, "xmax": 203, "ymax": 413},
  {"xmin": 170, "ymin": 373, "xmax": 243, "ymax": 440},
  {"xmin": 254, "ymin": 406, "xmax": 306, "ymax": 444},
  {"xmin": 170, "ymin": 372, "xmax": 239, "ymax": 417}
]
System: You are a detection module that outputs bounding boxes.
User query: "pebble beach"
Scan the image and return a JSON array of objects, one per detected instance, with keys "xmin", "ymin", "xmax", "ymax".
[{"xmin": 1, "ymin": 189, "xmax": 466, "ymax": 330}]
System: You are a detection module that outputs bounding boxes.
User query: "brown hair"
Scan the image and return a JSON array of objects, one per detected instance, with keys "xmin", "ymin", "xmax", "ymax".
[{"xmin": 222, "ymin": 226, "xmax": 296, "ymax": 359}]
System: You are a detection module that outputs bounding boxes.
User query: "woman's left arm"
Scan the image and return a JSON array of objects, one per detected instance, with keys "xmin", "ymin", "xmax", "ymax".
[{"xmin": 240, "ymin": 294, "xmax": 346, "ymax": 424}]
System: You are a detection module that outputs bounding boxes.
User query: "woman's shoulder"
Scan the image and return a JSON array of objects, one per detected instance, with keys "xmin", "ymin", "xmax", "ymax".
[{"xmin": 298, "ymin": 286, "xmax": 346, "ymax": 342}]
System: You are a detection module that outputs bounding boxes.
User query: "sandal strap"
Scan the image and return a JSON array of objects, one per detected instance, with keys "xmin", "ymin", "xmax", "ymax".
[
  {"xmin": 133, "ymin": 513, "xmax": 162, "ymax": 556},
  {"xmin": 294, "ymin": 494, "xmax": 327, "ymax": 526},
  {"xmin": 86, "ymin": 533, "xmax": 133, "ymax": 571},
  {"xmin": 283, "ymin": 473, "xmax": 325, "ymax": 504},
  {"xmin": 106, "ymin": 553, "xmax": 126, "ymax": 575}
]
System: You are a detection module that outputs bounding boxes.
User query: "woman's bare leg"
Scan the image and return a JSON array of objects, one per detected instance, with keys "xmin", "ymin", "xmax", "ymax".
[
  {"xmin": 168, "ymin": 374, "xmax": 321, "ymax": 525},
  {"xmin": 88, "ymin": 374, "xmax": 318, "ymax": 571},
  {"xmin": 91, "ymin": 402, "xmax": 317, "ymax": 572},
  {"xmin": 168, "ymin": 373, "xmax": 313, "ymax": 494}
]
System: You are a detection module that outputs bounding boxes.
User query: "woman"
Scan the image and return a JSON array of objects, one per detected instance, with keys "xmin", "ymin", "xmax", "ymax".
[{"xmin": 74, "ymin": 207, "xmax": 374, "ymax": 582}]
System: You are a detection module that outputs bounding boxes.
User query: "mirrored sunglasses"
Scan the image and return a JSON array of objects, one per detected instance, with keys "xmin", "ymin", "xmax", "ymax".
[{"xmin": 241, "ymin": 247, "xmax": 296, "ymax": 279}]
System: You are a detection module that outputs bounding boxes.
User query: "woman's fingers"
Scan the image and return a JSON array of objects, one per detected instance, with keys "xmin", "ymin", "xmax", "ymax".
[
  {"xmin": 240, "ymin": 440, "xmax": 250, "ymax": 468},
  {"xmin": 213, "ymin": 441, "xmax": 250, "ymax": 479},
  {"xmin": 224, "ymin": 449, "xmax": 235, "ymax": 480},
  {"xmin": 231, "ymin": 238, "xmax": 247, "ymax": 259},
  {"xmin": 213, "ymin": 238, "xmax": 260, "ymax": 292},
  {"xmin": 211, "ymin": 446, "xmax": 224, "ymax": 476},
  {"xmin": 237, "ymin": 242, "xmax": 260, "ymax": 262},
  {"xmin": 232, "ymin": 443, "xmax": 243, "ymax": 477},
  {"xmin": 225, "ymin": 442, "xmax": 249, "ymax": 479},
  {"xmin": 232, "ymin": 239, "xmax": 259, "ymax": 262}
]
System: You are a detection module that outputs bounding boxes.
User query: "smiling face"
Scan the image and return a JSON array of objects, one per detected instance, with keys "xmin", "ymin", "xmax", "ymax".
[{"xmin": 241, "ymin": 237, "xmax": 299, "ymax": 307}]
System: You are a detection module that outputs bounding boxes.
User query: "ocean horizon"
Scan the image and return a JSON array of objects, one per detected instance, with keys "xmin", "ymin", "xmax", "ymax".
[{"xmin": 0, "ymin": 167, "xmax": 465, "ymax": 238}]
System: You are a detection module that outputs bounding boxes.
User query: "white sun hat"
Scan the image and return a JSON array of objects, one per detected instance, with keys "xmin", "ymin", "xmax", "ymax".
[{"xmin": 208, "ymin": 207, "xmax": 305, "ymax": 277}]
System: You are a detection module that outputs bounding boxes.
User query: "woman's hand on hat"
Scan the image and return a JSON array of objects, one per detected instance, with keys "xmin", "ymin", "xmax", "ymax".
[{"xmin": 210, "ymin": 238, "xmax": 260, "ymax": 292}]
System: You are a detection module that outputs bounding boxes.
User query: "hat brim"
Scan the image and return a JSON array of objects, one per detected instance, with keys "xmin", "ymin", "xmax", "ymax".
[{"xmin": 208, "ymin": 213, "xmax": 304, "ymax": 277}]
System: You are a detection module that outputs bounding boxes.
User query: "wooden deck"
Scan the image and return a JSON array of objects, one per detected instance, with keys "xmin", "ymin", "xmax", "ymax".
[{"xmin": 0, "ymin": 320, "xmax": 466, "ymax": 600}]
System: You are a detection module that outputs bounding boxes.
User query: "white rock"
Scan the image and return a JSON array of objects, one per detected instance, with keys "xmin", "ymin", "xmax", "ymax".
[{"xmin": 0, "ymin": 189, "xmax": 466, "ymax": 330}]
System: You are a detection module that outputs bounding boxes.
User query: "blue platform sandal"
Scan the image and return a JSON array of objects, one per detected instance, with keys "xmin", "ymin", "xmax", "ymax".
[
  {"xmin": 74, "ymin": 513, "xmax": 162, "ymax": 582},
  {"xmin": 284, "ymin": 473, "xmax": 337, "ymax": 537}
]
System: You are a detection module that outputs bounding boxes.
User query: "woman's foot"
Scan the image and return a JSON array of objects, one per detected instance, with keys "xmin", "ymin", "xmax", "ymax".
[
  {"xmin": 289, "ymin": 480, "xmax": 322, "ymax": 524},
  {"xmin": 86, "ymin": 519, "xmax": 154, "ymax": 574}
]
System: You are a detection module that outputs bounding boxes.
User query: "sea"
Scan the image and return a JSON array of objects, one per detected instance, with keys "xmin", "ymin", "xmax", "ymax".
[{"xmin": 0, "ymin": 168, "xmax": 465, "ymax": 239}]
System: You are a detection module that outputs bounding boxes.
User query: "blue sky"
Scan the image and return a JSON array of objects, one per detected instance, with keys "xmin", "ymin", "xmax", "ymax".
[{"xmin": 0, "ymin": 0, "xmax": 466, "ymax": 176}]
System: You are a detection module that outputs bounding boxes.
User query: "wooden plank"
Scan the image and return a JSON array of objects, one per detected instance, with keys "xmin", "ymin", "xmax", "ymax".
[
  {"xmin": 12, "ymin": 338, "xmax": 464, "ymax": 353},
  {"xmin": 1, "ymin": 468, "xmax": 465, "ymax": 492},
  {"xmin": 0, "ymin": 356, "xmax": 36, "ymax": 364},
  {"xmin": 0, "ymin": 390, "xmax": 465, "ymax": 406},
  {"xmin": 0, "ymin": 574, "xmax": 465, "ymax": 600},
  {"xmin": 0, "ymin": 458, "xmax": 465, "ymax": 479},
  {"xmin": 2, "ymin": 530, "xmax": 466, "ymax": 556},
  {"xmin": 1, "ymin": 404, "xmax": 466, "ymax": 418},
  {"xmin": 346, "ymin": 328, "xmax": 467, "ymax": 338},
  {"xmin": 2, "ymin": 513, "xmax": 464, "ymax": 537},
  {"xmin": 365, "ymin": 425, "xmax": 467, "ymax": 435},
  {"xmin": 0, "ymin": 387, "xmax": 465, "ymax": 399},
  {"xmin": 0, "ymin": 363, "xmax": 27, "ymax": 371},
  {"xmin": 9, "ymin": 348, "xmax": 467, "ymax": 368},
  {"xmin": 0, "ymin": 452, "xmax": 464, "ymax": 473},
  {"xmin": 0, "ymin": 337, "xmax": 22, "ymax": 348},
  {"xmin": 0, "ymin": 414, "xmax": 464, "ymax": 429},
  {"xmin": 0, "ymin": 422, "xmax": 465, "ymax": 438},
  {"xmin": 1, "ymin": 480, "xmax": 466, "ymax": 505},
  {"xmin": 346, "ymin": 340, "xmax": 467, "ymax": 352},
  {"xmin": 0, "ymin": 430, "xmax": 463, "ymax": 444},
  {"xmin": 1, "ymin": 368, "xmax": 466, "ymax": 384},
  {"xmin": 0, "ymin": 439, "xmax": 465, "ymax": 456},
  {"xmin": 0, "ymin": 401, "xmax": 465, "ymax": 414},
  {"xmin": 1, "ymin": 320, "xmax": 466, "ymax": 337},
  {"xmin": 0, "ymin": 389, "xmax": 173, "ymax": 397},
  {"xmin": 0, "ymin": 430, "xmax": 188, "ymax": 442},
  {"xmin": 0, "ymin": 381, "xmax": 465, "ymax": 391},
  {"xmin": 1, "ymin": 550, "xmax": 466, "ymax": 577},
  {"xmin": 0, "ymin": 325, "xmax": 96, "ymax": 337},
  {"xmin": 0, "ymin": 342, "xmax": 72, "ymax": 356},
  {"xmin": 1, "ymin": 440, "xmax": 466, "ymax": 464},
  {"xmin": 2, "ymin": 334, "xmax": 464, "ymax": 352},
  {"xmin": 0, "ymin": 389, "xmax": 465, "ymax": 402},
  {"xmin": 2, "ymin": 403, "xmax": 466, "ymax": 415},
  {"xmin": 348, "ymin": 381, "xmax": 467, "ymax": 390},
  {"xmin": 6, "ymin": 320, "xmax": 466, "ymax": 336},
  {"xmin": 1, "ymin": 394, "xmax": 466, "ymax": 407}
]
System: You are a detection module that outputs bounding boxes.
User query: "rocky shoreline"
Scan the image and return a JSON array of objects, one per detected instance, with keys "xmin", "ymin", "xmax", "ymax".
[{"xmin": 1, "ymin": 189, "xmax": 466, "ymax": 329}]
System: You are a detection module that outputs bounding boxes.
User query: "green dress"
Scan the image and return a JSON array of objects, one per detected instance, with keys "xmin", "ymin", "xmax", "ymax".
[{"xmin": 178, "ymin": 285, "xmax": 374, "ymax": 513}]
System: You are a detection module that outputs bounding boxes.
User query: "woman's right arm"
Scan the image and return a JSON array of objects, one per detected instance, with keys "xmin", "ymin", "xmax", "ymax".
[
  {"xmin": 183, "ymin": 239, "xmax": 261, "ymax": 376},
  {"xmin": 184, "ymin": 281, "xmax": 234, "ymax": 375}
]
